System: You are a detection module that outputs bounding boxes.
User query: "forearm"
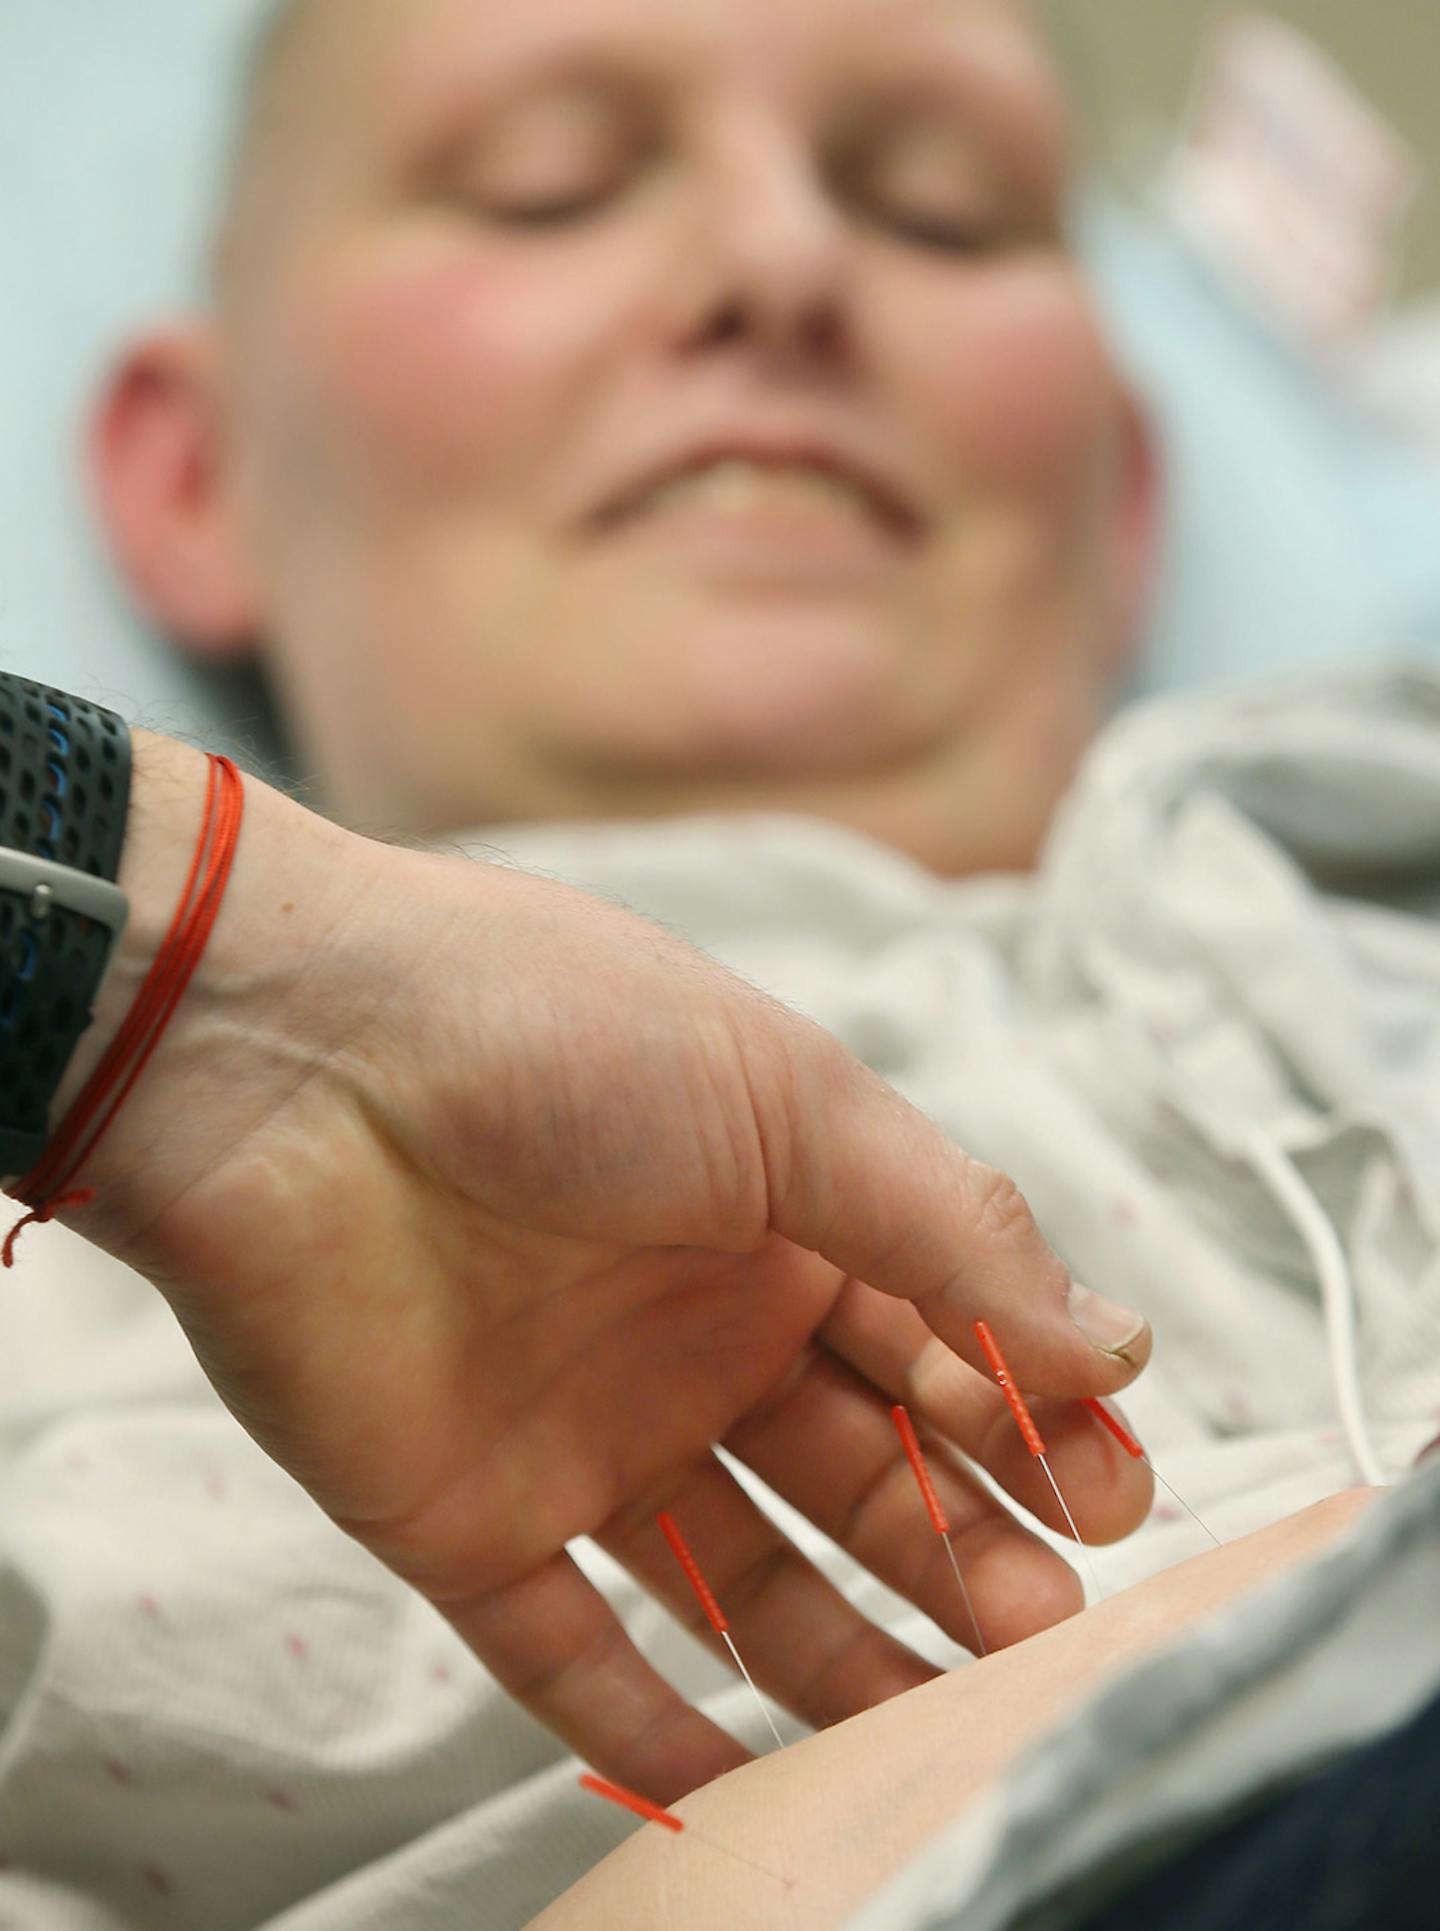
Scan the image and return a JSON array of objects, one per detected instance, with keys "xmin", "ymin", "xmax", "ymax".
[{"xmin": 532, "ymin": 1493, "xmax": 1378, "ymax": 1931}]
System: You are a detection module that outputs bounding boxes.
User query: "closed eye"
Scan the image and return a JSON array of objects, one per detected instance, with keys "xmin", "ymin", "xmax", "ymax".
[
  {"xmin": 870, "ymin": 206, "xmax": 997, "ymax": 253},
  {"xmin": 484, "ymin": 188, "xmax": 624, "ymax": 227}
]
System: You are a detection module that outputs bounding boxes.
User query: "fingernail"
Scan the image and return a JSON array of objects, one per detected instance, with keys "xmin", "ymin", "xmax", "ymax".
[{"xmin": 1068, "ymin": 1281, "xmax": 1148, "ymax": 1360}]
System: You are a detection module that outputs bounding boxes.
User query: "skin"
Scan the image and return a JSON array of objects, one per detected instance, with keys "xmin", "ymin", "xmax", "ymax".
[
  {"xmin": 94, "ymin": 0, "xmax": 1156, "ymax": 874},
  {"xmin": 530, "ymin": 1492, "xmax": 1382, "ymax": 1929}
]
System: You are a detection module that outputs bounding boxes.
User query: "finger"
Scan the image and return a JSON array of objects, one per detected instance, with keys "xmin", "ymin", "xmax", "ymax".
[
  {"xmin": 756, "ymin": 1016, "xmax": 1152, "ymax": 1395},
  {"xmin": 724, "ymin": 1345, "xmax": 1083, "ymax": 1652},
  {"xmin": 445, "ymin": 1547, "xmax": 750, "ymax": 1806},
  {"xmin": 603, "ymin": 1454, "xmax": 942, "ymax": 1735},
  {"xmin": 819, "ymin": 1278, "xmax": 1154, "ymax": 1543}
]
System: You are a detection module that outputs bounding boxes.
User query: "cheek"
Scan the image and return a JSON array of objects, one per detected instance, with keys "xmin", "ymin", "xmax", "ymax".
[
  {"xmin": 271, "ymin": 231, "xmax": 618, "ymax": 498},
  {"xmin": 889, "ymin": 259, "xmax": 1119, "ymax": 508}
]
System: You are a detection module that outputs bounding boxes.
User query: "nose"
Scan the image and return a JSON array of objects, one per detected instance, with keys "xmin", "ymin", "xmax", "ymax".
[{"xmin": 663, "ymin": 126, "xmax": 852, "ymax": 368}]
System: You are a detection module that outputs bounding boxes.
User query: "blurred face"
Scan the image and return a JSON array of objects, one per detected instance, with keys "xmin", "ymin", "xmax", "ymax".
[{"xmin": 208, "ymin": 0, "xmax": 1151, "ymax": 870}]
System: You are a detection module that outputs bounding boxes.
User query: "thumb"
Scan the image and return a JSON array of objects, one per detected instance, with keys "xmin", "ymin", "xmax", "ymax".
[{"xmin": 762, "ymin": 1016, "xmax": 1151, "ymax": 1397}]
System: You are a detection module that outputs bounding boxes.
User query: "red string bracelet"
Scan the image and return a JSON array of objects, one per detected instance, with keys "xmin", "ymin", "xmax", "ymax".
[{"xmin": 4, "ymin": 755, "xmax": 245, "ymax": 1265}]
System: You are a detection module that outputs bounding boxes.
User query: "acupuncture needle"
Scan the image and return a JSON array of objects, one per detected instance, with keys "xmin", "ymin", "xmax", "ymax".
[
  {"xmin": 890, "ymin": 1404, "xmax": 987, "ymax": 1656},
  {"xmin": 1083, "ymin": 1397, "xmax": 1222, "ymax": 1547},
  {"xmin": 973, "ymin": 1320, "xmax": 1106, "ymax": 1602},
  {"xmin": 579, "ymin": 1773, "xmax": 794, "ymax": 1888},
  {"xmin": 658, "ymin": 1510, "xmax": 786, "ymax": 1750}
]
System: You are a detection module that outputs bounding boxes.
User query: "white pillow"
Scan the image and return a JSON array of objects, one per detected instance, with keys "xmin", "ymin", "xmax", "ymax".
[{"xmin": 1079, "ymin": 197, "xmax": 1440, "ymax": 702}]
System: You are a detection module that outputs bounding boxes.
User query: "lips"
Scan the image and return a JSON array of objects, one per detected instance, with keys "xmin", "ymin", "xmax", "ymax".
[{"xmin": 591, "ymin": 439, "xmax": 925, "ymax": 540}]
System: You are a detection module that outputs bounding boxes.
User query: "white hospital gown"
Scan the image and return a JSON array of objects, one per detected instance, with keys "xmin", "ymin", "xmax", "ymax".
[{"xmin": 2, "ymin": 665, "xmax": 1439, "ymax": 1929}]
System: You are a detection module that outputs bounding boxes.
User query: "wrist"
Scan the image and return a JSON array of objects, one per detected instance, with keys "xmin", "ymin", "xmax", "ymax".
[
  {"xmin": 40, "ymin": 728, "xmax": 372, "ymax": 1255},
  {"xmin": 47, "ymin": 728, "xmax": 219, "ymax": 1129}
]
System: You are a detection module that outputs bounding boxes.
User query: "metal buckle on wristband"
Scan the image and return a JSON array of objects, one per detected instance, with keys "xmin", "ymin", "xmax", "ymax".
[{"xmin": 0, "ymin": 848, "xmax": 129, "ymax": 969}]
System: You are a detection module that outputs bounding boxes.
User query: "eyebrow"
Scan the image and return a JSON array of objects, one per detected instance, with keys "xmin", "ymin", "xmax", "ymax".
[
  {"xmin": 391, "ymin": 24, "xmax": 690, "ymax": 157},
  {"xmin": 831, "ymin": 52, "xmax": 1065, "ymax": 209},
  {"xmin": 833, "ymin": 15, "xmax": 1067, "ymax": 187},
  {"xmin": 390, "ymin": 8, "xmax": 1066, "ymax": 206}
]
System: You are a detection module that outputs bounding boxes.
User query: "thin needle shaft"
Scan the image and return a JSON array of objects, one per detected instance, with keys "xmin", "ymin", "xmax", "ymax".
[
  {"xmin": 975, "ymin": 1323, "xmax": 1105, "ymax": 1602},
  {"xmin": 579, "ymin": 1774, "xmax": 793, "ymax": 1887},
  {"xmin": 658, "ymin": 1510, "xmax": 785, "ymax": 1752},
  {"xmin": 688, "ymin": 1823, "xmax": 795, "ymax": 1888},
  {"xmin": 940, "ymin": 1533, "xmax": 988, "ymax": 1658},
  {"xmin": 722, "ymin": 1630, "xmax": 786, "ymax": 1750},
  {"xmin": 1085, "ymin": 1396, "xmax": 1222, "ymax": 1548},
  {"xmin": 1148, "ymin": 1464, "xmax": 1223, "ymax": 1547},
  {"xmin": 891, "ymin": 1404, "xmax": 987, "ymax": 1657},
  {"xmin": 1036, "ymin": 1452, "xmax": 1105, "ymax": 1603}
]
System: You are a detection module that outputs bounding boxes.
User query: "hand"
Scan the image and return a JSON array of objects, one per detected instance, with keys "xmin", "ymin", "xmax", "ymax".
[{"xmin": 41, "ymin": 732, "xmax": 1155, "ymax": 1802}]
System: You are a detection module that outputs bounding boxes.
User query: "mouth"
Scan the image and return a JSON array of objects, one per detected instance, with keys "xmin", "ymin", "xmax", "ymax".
[{"xmin": 591, "ymin": 446, "xmax": 925, "ymax": 544}]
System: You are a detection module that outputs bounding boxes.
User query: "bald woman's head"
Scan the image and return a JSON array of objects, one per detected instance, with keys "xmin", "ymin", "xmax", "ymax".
[
  {"xmin": 217, "ymin": 0, "xmax": 341, "ymax": 298},
  {"xmin": 98, "ymin": 0, "xmax": 1154, "ymax": 873},
  {"xmin": 218, "ymin": 0, "xmax": 1072, "ymax": 299}
]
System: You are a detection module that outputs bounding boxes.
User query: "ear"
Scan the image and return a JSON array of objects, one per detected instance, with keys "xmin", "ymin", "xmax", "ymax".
[
  {"xmin": 1101, "ymin": 385, "xmax": 1163, "ymax": 675},
  {"xmin": 90, "ymin": 324, "xmax": 261, "ymax": 659}
]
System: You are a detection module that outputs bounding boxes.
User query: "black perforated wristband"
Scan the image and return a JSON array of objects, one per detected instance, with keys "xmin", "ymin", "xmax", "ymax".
[{"xmin": 0, "ymin": 676, "xmax": 132, "ymax": 1179}]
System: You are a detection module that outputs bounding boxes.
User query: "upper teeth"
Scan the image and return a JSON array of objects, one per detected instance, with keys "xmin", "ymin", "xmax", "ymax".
[{"xmin": 634, "ymin": 459, "xmax": 875, "ymax": 517}]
